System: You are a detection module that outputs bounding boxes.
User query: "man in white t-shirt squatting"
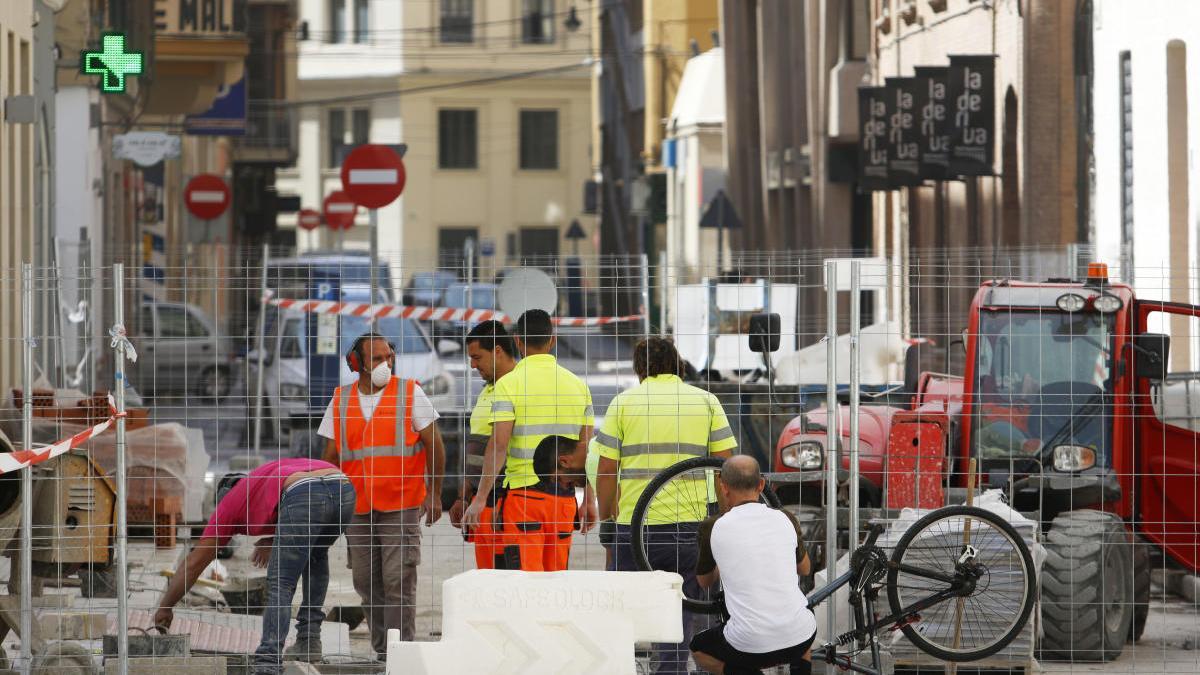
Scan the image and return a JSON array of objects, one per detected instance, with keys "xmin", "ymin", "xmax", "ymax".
[{"xmin": 692, "ymin": 455, "xmax": 816, "ymax": 675}]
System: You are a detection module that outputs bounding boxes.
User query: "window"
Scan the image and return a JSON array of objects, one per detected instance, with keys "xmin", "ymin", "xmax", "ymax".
[
  {"xmin": 522, "ymin": 0, "xmax": 555, "ymax": 44},
  {"xmin": 157, "ymin": 306, "xmax": 189, "ymax": 339},
  {"xmin": 185, "ymin": 312, "xmax": 210, "ymax": 338},
  {"xmin": 441, "ymin": 0, "xmax": 473, "ymax": 43},
  {"xmin": 353, "ymin": 0, "xmax": 369, "ymax": 43},
  {"xmin": 328, "ymin": 0, "xmax": 346, "ymax": 43},
  {"xmin": 327, "ymin": 109, "xmax": 346, "ymax": 167},
  {"xmin": 352, "ymin": 108, "xmax": 370, "ymax": 146},
  {"xmin": 438, "ymin": 109, "xmax": 478, "ymax": 169},
  {"xmin": 519, "ymin": 109, "xmax": 558, "ymax": 169},
  {"xmin": 279, "ymin": 318, "xmax": 304, "ymax": 359},
  {"xmin": 139, "ymin": 306, "xmax": 155, "ymax": 336}
]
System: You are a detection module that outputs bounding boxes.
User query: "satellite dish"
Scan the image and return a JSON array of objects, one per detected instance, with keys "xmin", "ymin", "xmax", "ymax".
[{"xmin": 498, "ymin": 268, "xmax": 558, "ymax": 320}]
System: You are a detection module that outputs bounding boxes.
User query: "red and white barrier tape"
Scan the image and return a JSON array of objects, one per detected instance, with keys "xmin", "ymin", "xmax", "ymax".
[
  {"xmin": 264, "ymin": 293, "xmax": 642, "ymax": 327},
  {"xmin": 0, "ymin": 395, "xmax": 122, "ymax": 475}
]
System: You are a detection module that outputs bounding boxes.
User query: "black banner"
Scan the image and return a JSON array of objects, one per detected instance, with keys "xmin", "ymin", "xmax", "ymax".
[
  {"xmin": 858, "ymin": 86, "xmax": 889, "ymax": 191},
  {"xmin": 886, "ymin": 77, "xmax": 923, "ymax": 186},
  {"xmin": 947, "ymin": 54, "xmax": 996, "ymax": 176},
  {"xmin": 914, "ymin": 66, "xmax": 950, "ymax": 180}
]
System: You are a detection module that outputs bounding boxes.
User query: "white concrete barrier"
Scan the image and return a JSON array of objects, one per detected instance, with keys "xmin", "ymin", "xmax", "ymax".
[{"xmin": 386, "ymin": 569, "xmax": 684, "ymax": 674}]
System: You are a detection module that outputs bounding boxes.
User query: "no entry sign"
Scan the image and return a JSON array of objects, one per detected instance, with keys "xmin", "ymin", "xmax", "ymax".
[
  {"xmin": 322, "ymin": 190, "xmax": 358, "ymax": 230},
  {"xmin": 340, "ymin": 144, "xmax": 406, "ymax": 209},
  {"xmin": 297, "ymin": 208, "xmax": 321, "ymax": 231},
  {"xmin": 184, "ymin": 174, "xmax": 230, "ymax": 220}
]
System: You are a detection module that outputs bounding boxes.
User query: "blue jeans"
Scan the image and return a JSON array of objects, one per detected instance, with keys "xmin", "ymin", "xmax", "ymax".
[
  {"xmin": 609, "ymin": 522, "xmax": 703, "ymax": 675},
  {"xmin": 253, "ymin": 478, "xmax": 356, "ymax": 673}
]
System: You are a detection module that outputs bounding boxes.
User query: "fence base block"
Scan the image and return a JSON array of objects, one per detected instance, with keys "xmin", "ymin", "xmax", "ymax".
[{"xmin": 386, "ymin": 569, "xmax": 683, "ymax": 675}]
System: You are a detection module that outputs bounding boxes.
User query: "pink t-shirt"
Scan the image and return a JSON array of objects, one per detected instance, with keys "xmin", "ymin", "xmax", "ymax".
[{"xmin": 201, "ymin": 459, "xmax": 336, "ymax": 545}]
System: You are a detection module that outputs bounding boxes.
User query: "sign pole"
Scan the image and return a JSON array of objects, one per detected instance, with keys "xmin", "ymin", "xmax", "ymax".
[
  {"xmin": 369, "ymin": 209, "xmax": 379, "ymax": 325},
  {"xmin": 253, "ymin": 243, "xmax": 270, "ymax": 457},
  {"xmin": 824, "ymin": 260, "xmax": 839, "ymax": 675},
  {"xmin": 113, "ymin": 263, "xmax": 130, "ymax": 675},
  {"xmin": 19, "ymin": 265, "xmax": 33, "ymax": 673}
]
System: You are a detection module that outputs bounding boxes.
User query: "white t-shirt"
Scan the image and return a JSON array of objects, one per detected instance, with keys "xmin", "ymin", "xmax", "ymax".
[
  {"xmin": 317, "ymin": 379, "xmax": 439, "ymax": 440},
  {"xmin": 709, "ymin": 502, "xmax": 816, "ymax": 653}
]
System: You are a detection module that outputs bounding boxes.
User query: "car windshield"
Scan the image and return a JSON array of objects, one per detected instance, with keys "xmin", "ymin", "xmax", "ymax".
[
  {"xmin": 340, "ymin": 316, "xmax": 431, "ymax": 355},
  {"xmin": 972, "ymin": 310, "xmax": 1116, "ymax": 465},
  {"xmin": 443, "ymin": 285, "xmax": 498, "ymax": 309}
]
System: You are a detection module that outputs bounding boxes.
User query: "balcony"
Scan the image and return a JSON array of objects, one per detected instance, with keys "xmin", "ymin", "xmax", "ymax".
[{"xmin": 231, "ymin": 100, "xmax": 297, "ymax": 166}]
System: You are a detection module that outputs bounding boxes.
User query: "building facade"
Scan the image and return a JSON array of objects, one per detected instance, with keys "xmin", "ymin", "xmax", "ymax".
[
  {"xmin": 0, "ymin": 2, "xmax": 35, "ymax": 396},
  {"xmin": 280, "ymin": 0, "xmax": 594, "ymax": 286}
]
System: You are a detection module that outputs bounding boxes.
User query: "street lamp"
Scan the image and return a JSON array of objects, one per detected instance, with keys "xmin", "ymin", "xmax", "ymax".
[{"xmin": 564, "ymin": 6, "xmax": 581, "ymax": 32}]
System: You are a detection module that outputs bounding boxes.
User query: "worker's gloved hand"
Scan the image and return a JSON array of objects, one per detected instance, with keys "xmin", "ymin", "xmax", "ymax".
[
  {"xmin": 598, "ymin": 519, "xmax": 617, "ymax": 547},
  {"xmin": 463, "ymin": 498, "xmax": 485, "ymax": 531},
  {"xmin": 449, "ymin": 499, "xmax": 466, "ymax": 528},
  {"xmin": 153, "ymin": 607, "xmax": 173, "ymax": 633}
]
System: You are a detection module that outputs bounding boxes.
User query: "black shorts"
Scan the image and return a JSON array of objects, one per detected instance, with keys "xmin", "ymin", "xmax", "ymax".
[{"xmin": 690, "ymin": 626, "xmax": 816, "ymax": 674}]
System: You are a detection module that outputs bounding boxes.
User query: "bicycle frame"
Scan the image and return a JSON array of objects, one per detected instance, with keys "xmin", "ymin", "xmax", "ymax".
[{"xmin": 803, "ymin": 524, "xmax": 969, "ymax": 675}]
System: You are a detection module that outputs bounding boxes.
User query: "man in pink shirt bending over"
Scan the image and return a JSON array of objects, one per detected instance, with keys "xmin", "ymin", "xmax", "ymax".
[{"xmin": 155, "ymin": 459, "xmax": 355, "ymax": 673}]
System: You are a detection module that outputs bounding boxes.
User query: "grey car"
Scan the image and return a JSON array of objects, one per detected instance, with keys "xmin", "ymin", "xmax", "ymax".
[{"xmin": 130, "ymin": 302, "xmax": 238, "ymax": 400}]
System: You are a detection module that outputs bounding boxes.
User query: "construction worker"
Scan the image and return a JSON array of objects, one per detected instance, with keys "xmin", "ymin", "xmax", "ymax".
[
  {"xmin": 463, "ymin": 309, "xmax": 597, "ymax": 570},
  {"xmin": 448, "ymin": 320, "xmax": 518, "ymax": 568},
  {"xmin": 593, "ymin": 336, "xmax": 737, "ymax": 674},
  {"xmin": 319, "ymin": 331, "xmax": 446, "ymax": 657},
  {"xmin": 154, "ymin": 460, "xmax": 354, "ymax": 672}
]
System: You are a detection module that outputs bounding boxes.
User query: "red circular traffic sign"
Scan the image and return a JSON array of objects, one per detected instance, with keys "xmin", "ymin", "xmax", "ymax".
[
  {"xmin": 297, "ymin": 208, "xmax": 322, "ymax": 231},
  {"xmin": 322, "ymin": 191, "xmax": 358, "ymax": 230},
  {"xmin": 340, "ymin": 144, "xmax": 406, "ymax": 209},
  {"xmin": 184, "ymin": 174, "xmax": 231, "ymax": 220}
]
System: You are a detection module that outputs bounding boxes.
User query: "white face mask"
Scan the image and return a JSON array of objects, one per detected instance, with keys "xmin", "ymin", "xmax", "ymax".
[{"xmin": 370, "ymin": 361, "xmax": 392, "ymax": 387}]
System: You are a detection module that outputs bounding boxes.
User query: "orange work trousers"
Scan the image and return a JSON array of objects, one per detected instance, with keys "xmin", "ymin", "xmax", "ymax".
[
  {"xmin": 498, "ymin": 488, "xmax": 578, "ymax": 571},
  {"xmin": 466, "ymin": 505, "xmax": 501, "ymax": 569}
]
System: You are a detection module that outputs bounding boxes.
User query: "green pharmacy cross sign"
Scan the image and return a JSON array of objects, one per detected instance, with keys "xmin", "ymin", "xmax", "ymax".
[{"xmin": 82, "ymin": 33, "xmax": 144, "ymax": 94}]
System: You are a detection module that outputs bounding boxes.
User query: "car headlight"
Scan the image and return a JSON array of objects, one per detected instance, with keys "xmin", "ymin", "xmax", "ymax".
[
  {"xmin": 1053, "ymin": 445, "xmax": 1096, "ymax": 472},
  {"xmin": 1056, "ymin": 293, "xmax": 1087, "ymax": 312},
  {"xmin": 421, "ymin": 373, "xmax": 453, "ymax": 396},
  {"xmin": 1092, "ymin": 294, "xmax": 1123, "ymax": 313},
  {"xmin": 781, "ymin": 441, "xmax": 824, "ymax": 470},
  {"xmin": 279, "ymin": 383, "xmax": 307, "ymax": 401}
]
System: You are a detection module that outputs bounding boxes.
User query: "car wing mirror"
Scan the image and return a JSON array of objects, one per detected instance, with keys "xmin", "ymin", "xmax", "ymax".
[
  {"xmin": 748, "ymin": 312, "xmax": 781, "ymax": 353},
  {"xmin": 1133, "ymin": 332, "xmax": 1169, "ymax": 380}
]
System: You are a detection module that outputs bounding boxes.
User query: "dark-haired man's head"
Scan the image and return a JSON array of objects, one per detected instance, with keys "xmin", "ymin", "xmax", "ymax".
[
  {"xmin": 633, "ymin": 337, "xmax": 684, "ymax": 381},
  {"xmin": 717, "ymin": 455, "xmax": 763, "ymax": 510},
  {"xmin": 513, "ymin": 309, "xmax": 555, "ymax": 356},
  {"xmin": 465, "ymin": 320, "xmax": 517, "ymax": 383},
  {"xmin": 532, "ymin": 434, "xmax": 587, "ymax": 487}
]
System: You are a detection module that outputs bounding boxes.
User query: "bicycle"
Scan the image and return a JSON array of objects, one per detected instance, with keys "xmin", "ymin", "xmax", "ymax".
[{"xmin": 629, "ymin": 456, "xmax": 1036, "ymax": 673}]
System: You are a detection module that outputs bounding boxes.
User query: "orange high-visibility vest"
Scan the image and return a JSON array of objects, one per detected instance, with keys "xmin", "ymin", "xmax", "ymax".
[{"xmin": 332, "ymin": 377, "xmax": 425, "ymax": 514}]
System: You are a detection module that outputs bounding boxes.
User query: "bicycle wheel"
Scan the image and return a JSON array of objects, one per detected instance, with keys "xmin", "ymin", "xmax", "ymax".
[
  {"xmin": 886, "ymin": 505, "xmax": 1036, "ymax": 662},
  {"xmin": 629, "ymin": 456, "xmax": 781, "ymax": 614}
]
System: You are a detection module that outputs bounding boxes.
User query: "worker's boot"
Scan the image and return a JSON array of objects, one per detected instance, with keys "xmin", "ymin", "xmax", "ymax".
[{"xmin": 283, "ymin": 635, "xmax": 323, "ymax": 663}]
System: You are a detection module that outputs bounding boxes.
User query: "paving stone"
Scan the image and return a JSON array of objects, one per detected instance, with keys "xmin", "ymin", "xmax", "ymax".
[
  {"xmin": 37, "ymin": 610, "xmax": 108, "ymax": 640},
  {"xmin": 103, "ymin": 656, "xmax": 227, "ymax": 674}
]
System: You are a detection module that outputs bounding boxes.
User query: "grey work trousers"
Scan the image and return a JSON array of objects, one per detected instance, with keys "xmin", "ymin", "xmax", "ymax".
[{"xmin": 346, "ymin": 508, "xmax": 421, "ymax": 655}]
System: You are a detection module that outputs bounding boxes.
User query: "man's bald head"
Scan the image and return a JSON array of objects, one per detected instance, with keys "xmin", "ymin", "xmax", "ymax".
[{"xmin": 720, "ymin": 455, "xmax": 762, "ymax": 493}]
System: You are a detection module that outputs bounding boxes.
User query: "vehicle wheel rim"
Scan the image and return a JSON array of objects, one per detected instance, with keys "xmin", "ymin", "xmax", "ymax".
[{"xmin": 1103, "ymin": 545, "xmax": 1126, "ymax": 635}]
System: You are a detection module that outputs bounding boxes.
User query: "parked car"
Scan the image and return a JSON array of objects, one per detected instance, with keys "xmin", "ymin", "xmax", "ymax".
[
  {"xmin": 130, "ymin": 302, "xmax": 238, "ymax": 401},
  {"xmin": 403, "ymin": 270, "xmax": 458, "ymax": 307},
  {"xmin": 433, "ymin": 282, "xmax": 500, "ymax": 338}
]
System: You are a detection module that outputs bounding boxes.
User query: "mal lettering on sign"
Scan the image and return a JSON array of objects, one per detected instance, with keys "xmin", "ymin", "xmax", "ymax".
[{"xmin": 154, "ymin": 0, "xmax": 246, "ymax": 35}]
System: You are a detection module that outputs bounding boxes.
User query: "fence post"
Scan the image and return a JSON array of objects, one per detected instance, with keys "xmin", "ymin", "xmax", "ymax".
[
  {"xmin": 112, "ymin": 263, "xmax": 129, "ymax": 675},
  {"xmin": 823, "ymin": 259, "xmax": 839, "ymax": 673},
  {"xmin": 20, "ymin": 264, "xmax": 33, "ymax": 673},
  {"xmin": 849, "ymin": 260, "xmax": 861, "ymax": 546},
  {"xmin": 658, "ymin": 250, "xmax": 667, "ymax": 337},
  {"xmin": 253, "ymin": 244, "xmax": 271, "ymax": 456},
  {"xmin": 640, "ymin": 254, "xmax": 651, "ymax": 337}
]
